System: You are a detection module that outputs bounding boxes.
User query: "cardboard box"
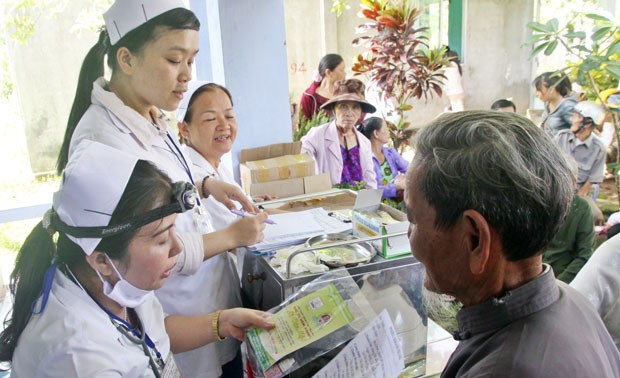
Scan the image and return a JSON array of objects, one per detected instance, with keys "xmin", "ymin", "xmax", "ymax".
[
  {"xmin": 245, "ymin": 173, "xmax": 332, "ymax": 198},
  {"xmin": 239, "ymin": 142, "xmax": 331, "ymax": 198},
  {"xmin": 241, "ymin": 154, "xmax": 315, "ymax": 184},
  {"xmin": 351, "ymin": 189, "xmax": 410, "ymax": 259}
]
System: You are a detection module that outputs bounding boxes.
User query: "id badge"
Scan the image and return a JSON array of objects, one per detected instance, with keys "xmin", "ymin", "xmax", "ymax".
[
  {"xmin": 194, "ymin": 203, "xmax": 214, "ymax": 234},
  {"xmin": 161, "ymin": 353, "xmax": 182, "ymax": 378}
]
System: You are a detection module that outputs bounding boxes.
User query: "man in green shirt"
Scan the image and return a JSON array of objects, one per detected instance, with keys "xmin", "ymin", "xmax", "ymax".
[{"xmin": 543, "ymin": 194, "xmax": 595, "ymax": 283}]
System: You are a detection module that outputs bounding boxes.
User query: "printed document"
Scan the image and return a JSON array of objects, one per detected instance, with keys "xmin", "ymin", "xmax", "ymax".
[{"xmin": 312, "ymin": 309, "xmax": 404, "ymax": 378}]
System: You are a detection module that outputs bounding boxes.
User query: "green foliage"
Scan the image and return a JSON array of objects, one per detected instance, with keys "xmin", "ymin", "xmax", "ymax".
[
  {"xmin": 294, "ymin": 111, "xmax": 331, "ymax": 142},
  {"xmin": 333, "ymin": 181, "xmax": 367, "ymax": 191},
  {"xmin": 0, "ymin": 0, "xmax": 113, "ymax": 99},
  {"xmin": 526, "ymin": 12, "xmax": 620, "ymax": 96},
  {"xmin": 331, "ymin": 0, "xmax": 350, "ymax": 17},
  {"xmin": 351, "ymin": 0, "xmax": 449, "ymax": 150},
  {"xmin": 1, "ymin": 59, "xmax": 13, "ymax": 98},
  {"xmin": 527, "ymin": 11, "xmax": 620, "ymax": 203},
  {"xmin": 0, "ymin": 218, "xmax": 38, "ymax": 256}
]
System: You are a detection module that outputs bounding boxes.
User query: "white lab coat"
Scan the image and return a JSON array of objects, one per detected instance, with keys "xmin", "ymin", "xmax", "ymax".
[
  {"xmin": 69, "ymin": 78, "xmax": 232, "ymax": 378},
  {"xmin": 170, "ymin": 146, "xmax": 243, "ymax": 376},
  {"xmin": 12, "ymin": 269, "xmax": 170, "ymax": 377},
  {"xmin": 571, "ymin": 234, "xmax": 620, "ymax": 349},
  {"xmin": 183, "ymin": 146, "xmax": 245, "ymax": 230}
]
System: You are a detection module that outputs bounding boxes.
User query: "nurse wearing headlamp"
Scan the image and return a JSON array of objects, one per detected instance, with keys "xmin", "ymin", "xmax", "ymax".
[
  {"xmin": 0, "ymin": 141, "xmax": 274, "ymax": 377},
  {"xmin": 53, "ymin": 1, "xmax": 270, "ymax": 376}
]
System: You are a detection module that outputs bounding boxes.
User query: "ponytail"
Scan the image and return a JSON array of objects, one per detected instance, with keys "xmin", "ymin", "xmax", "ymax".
[
  {"xmin": 57, "ymin": 8, "xmax": 199, "ymax": 175},
  {"xmin": 359, "ymin": 117, "xmax": 385, "ymax": 140},
  {"xmin": 0, "ymin": 222, "xmax": 56, "ymax": 361},
  {"xmin": 56, "ymin": 29, "xmax": 109, "ymax": 175}
]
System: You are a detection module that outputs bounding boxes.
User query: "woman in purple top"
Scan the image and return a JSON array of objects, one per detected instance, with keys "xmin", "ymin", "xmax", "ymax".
[
  {"xmin": 301, "ymin": 79, "xmax": 377, "ymax": 189},
  {"xmin": 359, "ymin": 117, "xmax": 410, "ymax": 208}
]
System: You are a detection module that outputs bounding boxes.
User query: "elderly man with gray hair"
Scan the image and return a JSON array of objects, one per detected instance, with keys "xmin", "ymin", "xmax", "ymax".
[{"xmin": 405, "ymin": 111, "xmax": 620, "ymax": 377}]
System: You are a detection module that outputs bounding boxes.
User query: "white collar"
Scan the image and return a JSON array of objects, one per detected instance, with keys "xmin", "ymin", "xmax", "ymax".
[{"xmin": 92, "ymin": 78, "xmax": 169, "ymax": 150}]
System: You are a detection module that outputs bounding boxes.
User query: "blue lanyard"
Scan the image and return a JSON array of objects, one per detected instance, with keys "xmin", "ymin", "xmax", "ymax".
[
  {"xmin": 97, "ymin": 301, "xmax": 165, "ymax": 377},
  {"xmin": 152, "ymin": 120, "xmax": 202, "ymax": 206},
  {"xmin": 37, "ymin": 265, "xmax": 165, "ymax": 377},
  {"xmin": 31, "ymin": 262, "xmax": 58, "ymax": 314}
]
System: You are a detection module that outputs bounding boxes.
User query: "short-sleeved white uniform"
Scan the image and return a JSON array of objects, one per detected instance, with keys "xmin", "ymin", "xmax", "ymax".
[
  {"xmin": 12, "ymin": 269, "xmax": 170, "ymax": 378},
  {"xmin": 69, "ymin": 78, "xmax": 239, "ymax": 378}
]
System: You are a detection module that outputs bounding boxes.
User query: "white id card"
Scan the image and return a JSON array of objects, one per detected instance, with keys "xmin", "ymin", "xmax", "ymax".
[
  {"xmin": 194, "ymin": 203, "xmax": 215, "ymax": 234},
  {"xmin": 161, "ymin": 353, "xmax": 182, "ymax": 378}
]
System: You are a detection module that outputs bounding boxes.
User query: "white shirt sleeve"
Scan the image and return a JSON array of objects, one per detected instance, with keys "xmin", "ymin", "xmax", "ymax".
[{"xmin": 173, "ymin": 232, "xmax": 204, "ymax": 275}]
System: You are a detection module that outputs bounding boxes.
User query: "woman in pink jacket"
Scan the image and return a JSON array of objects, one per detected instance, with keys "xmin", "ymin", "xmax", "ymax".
[{"xmin": 301, "ymin": 79, "xmax": 377, "ymax": 189}]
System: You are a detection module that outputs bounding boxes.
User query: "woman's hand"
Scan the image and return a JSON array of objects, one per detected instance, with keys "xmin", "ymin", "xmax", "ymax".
[
  {"xmin": 226, "ymin": 212, "xmax": 268, "ymax": 247},
  {"xmin": 394, "ymin": 173, "xmax": 406, "ymax": 191},
  {"xmin": 203, "ymin": 178, "xmax": 259, "ymax": 213},
  {"xmin": 219, "ymin": 308, "xmax": 275, "ymax": 341}
]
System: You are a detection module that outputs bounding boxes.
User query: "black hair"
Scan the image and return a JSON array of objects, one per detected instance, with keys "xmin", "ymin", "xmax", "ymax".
[
  {"xmin": 491, "ymin": 99, "xmax": 516, "ymax": 112},
  {"xmin": 318, "ymin": 54, "xmax": 344, "ymax": 78},
  {"xmin": 533, "ymin": 71, "xmax": 572, "ymax": 97},
  {"xmin": 184, "ymin": 83, "xmax": 233, "ymax": 123},
  {"xmin": 358, "ymin": 116, "xmax": 385, "ymax": 140},
  {"xmin": 0, "ymin": 160, "xmax": 172, "ymax": 362},
  {"xmin": 56, "ymin": 8, "xmax": 200, "ymax": 175}
]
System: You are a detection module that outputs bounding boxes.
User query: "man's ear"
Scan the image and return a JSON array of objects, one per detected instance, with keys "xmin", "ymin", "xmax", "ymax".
[
  {"xmin": 85, "ymin": 251, "xmax": 114, "ymax": 277},
  {"xmin": 115, "ymin": 47, "xmax": 136, "ymax": 75},
  {"xmin": 461, "ymin": 209, "xmax": 491, "ymax": 275}
]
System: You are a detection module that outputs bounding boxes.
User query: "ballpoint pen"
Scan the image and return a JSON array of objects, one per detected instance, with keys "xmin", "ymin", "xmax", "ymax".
[{"xmin": 230, "ymin": 208, "xmax": 276, "ymax": 225}]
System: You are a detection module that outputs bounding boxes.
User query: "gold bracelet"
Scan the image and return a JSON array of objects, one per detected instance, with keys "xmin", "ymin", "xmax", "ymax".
[{"xmin": 212, "ymin": 310, "xmax": 226, "ymax": 341}]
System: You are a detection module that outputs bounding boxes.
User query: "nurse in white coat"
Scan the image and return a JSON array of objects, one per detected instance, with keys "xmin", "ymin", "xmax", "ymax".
[
  {"xmin": 0, "ymin": 141, "xmax": 274, "ymax": 377},
  {"xmin": 56, "ymin": 0, "xmax": 269, "ymax": 279},
  {"xmin": 176, "ymin": 81, "xmax": 286, "ymax": 376},
  {"xmin": 54, "ymin": 3, "xmax": 271, "ymax": 376}
]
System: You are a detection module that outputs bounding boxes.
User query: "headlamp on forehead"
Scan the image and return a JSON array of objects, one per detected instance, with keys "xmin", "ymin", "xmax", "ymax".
[{"xmin": 51, "ymin": 181, "xmax": 196, "ymax": 239}]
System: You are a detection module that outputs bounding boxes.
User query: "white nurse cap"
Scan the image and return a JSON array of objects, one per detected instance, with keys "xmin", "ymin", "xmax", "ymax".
[
  {"xmin": 52, "ymin": 140, "xmax": 138, "ymax": 255},
  {"xmin": 103, "ymin": 0, "xmax": 187, "ymax": 45},
  {"xmin": 176, "ymin": 80, "xmax": 212, "ymax": 122}
]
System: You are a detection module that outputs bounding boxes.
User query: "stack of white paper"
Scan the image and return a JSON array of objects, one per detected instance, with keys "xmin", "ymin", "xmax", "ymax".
[{"xmin": 249, "ymin": 208, "xmax": 353, "ymax": 251}]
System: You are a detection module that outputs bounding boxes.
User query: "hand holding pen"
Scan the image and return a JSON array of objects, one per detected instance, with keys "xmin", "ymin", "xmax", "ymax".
[{"xmin": 231, "ymin": 209, "xmax": 276, "ymax": 225}]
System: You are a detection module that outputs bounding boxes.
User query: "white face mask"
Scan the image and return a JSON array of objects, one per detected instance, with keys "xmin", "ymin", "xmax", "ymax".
[{"xmin": 96, "ymin": 254, "xmax": 151, "ymax": 308}]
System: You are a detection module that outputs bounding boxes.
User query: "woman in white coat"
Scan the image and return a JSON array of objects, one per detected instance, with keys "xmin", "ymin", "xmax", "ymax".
[
  {"xmin": 301, "ymin": 79, "xmax": 377, "ymax": 189},
  {"xmin": 0, "ymin": 141, "xmax": 273, "ymax": 377},
  {"xmin": 175, "ymin": 82, "xmax": 279, "ymax": 376},
  {"xmin": 54, "ymin": 2, "xmax": 269, "ymax": 376}
]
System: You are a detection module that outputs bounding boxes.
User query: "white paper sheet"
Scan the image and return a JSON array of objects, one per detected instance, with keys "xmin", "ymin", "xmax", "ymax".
[
  {"xmin": 312, "ymin": 309, "xmax": 404, "ymax": 378},
  {"xmin": 249, "ymin": 208, "xmax": 352, "ymax": 251}
]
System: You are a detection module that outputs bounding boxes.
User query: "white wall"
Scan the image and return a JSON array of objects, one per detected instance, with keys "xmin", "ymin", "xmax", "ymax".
[{"xmin": 197, "ymin": 0, "xmax": 292, "ymax": 181}]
